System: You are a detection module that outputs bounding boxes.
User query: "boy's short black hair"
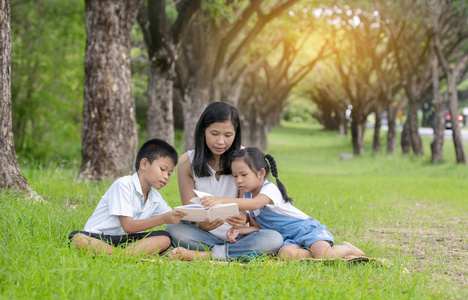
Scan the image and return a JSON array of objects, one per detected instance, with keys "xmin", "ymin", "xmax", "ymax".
[{"xmin": 135, "ymin": 139, "xmax": 178, "ymax": 171}]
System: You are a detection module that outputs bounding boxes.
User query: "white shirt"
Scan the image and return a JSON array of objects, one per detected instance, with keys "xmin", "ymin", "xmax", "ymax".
[
  {"xmin": 188, "ymin": 150, "xmax": 238, "ymax": 240},
  {"xmin": 83, "ymin": 173, "xmax": 172, "ymax": 235},
  {"xmin": 250, "ymin": 180, "xmax": 309, "ymax": 220}
]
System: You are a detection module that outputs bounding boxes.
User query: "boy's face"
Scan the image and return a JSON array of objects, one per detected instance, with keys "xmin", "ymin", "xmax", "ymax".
[{"xmin": 140, "ymin": 156, "xmax": 175, "ymax": 190}]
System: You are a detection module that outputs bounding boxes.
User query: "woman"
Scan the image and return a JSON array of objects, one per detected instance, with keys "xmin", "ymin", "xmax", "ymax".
[{"xmin": 166, "ymin": 102, "xmax": 283, "ymax": 260}]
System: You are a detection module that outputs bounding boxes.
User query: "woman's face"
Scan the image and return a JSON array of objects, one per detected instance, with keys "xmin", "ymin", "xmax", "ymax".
[{"xmin": 204, "ymin": 121, "xmax": 236, "ymax": 156}]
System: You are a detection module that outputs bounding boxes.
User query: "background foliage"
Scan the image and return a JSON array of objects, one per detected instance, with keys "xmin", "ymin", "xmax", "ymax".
[{"xmin": 10, "ymin": 0, "xmax": 86, "ymax": 165}]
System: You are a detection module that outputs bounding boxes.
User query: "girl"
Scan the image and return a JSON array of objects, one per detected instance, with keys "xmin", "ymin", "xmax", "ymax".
[
  {"xmin": 201, "ymin": 147, "xmax": 365, "ymax": 260},
  {"xmin": 166, "ymin": 103, "xmax": 283, "ymax": 261}
]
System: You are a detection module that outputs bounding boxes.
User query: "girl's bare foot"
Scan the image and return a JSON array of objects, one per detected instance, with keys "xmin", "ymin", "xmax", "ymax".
[
  {"xmin": 342, "ymin": 242, "xmax": 365, "ymax": 257},
  {"xmin": 169, "ymin": 247, "xmax": 211, "ymax": 261}
]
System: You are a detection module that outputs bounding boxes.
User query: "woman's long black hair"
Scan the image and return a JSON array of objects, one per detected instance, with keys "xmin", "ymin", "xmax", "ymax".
[
  {"xmin": 231, "ymin": 147, "xmax": 293, "ymax": 203},
  {"xmin": 192, "ymin": 102, "xmax": 242, "ymax": 177}
]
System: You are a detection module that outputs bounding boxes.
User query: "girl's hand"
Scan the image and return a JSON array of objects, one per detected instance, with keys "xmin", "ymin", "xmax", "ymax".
[
  {"xmin": 226, "ymin": 227, "xmax": 240, "ymax": 243},
  {"xmin": 226, "ymin": 214, "xmax": 247, "ymax": 229},
  {"xmin": 200, "ymin": 196, "xmax": 223, "ymax": 209},
  {"xmin": 198, "ymin": 218, "xmax": 223, "ymax": 231}
]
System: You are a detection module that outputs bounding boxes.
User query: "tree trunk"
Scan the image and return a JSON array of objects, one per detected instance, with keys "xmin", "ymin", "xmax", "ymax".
[
  {"xmin": 337, "ymin": 110, "xmax": 348, "ymax": 136},
  {"xmin": 239, "ymin": 97, "xmax": 281, "ymax": 151},
  {"xmin": 430, "ymin": 53, "xmax": 445, "ymax": 163},
  {"xmin": 351, "ymin": 121, "xmax": 365, "ymax": 155},
  {"xmin": 147, "ymin": 64, "xmax": 174, "ymax": 144},
  {"xmin": 406, "ymin": 94, "xmax": 424, "ymax": 156},
  {"xmin": 447, "ymin": 77, "xmax": 467, "ymax": 163},
  {"xmin": 182, "ymin": 82, "xmax": 211, "ymax": 150},
  {"xmin": 0, "ymin": 0, "xmax": 37, "ymax": 196},
  {"xmin": 350, "ymin": 110, "xmax": 366, "ymax": 155},
  {"xmin": 373, "ymin": 105, "xmax": 382, "ymax": 152},
  {"xmin": 240, "ymin": 105, "xmax": 267, "ymax": 150},
  {"xmin": 401, "ymin": 119, "xmax": 411, "ymax": 154},
  {"xmin": 431, "ymin": 97, "xmax": 446, "ymax": 163},
  {"xmin": 386, "ymin": 103, "xmax": 397, "ymax": 154},
  {"xmin": 78, "ymin": 0, "xmax": 142, "ymax": 181},
  {"xmin": 141, "ymin": 0, "xmax": 174, "ymax": 144},
  {"xmin": 138, "ymin": 0, "xmax": 202, "ymax": 145}
]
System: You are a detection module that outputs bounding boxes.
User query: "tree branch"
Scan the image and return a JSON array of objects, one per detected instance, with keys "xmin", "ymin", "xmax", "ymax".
[{"xmin": 225, "ymin": 0, "xmax": 298, "ymax": 73}]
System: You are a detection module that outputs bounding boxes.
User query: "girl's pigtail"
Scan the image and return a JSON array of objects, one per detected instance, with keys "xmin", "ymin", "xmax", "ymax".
[{"xmin": 265, "ymin": 154, "xmax": 293, "ymax": 203}]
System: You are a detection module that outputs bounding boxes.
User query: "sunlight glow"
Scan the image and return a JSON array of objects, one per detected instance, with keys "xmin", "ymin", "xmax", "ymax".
[{"xmin": 349, "ymin": 15, "xmax": 361, "ymax": 27}]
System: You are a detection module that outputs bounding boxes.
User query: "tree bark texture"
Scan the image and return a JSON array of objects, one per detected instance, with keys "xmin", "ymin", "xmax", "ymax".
[
  {"xmin": 386, "ymin": 103, "xmax": 397, "ymax": 154},
  {"xmin": 138, "ymin": 0, "xmax": 202, "ymax": 145},
  {"xmin": 386, "ymin": 96, "xmax": 406, "ymax": 155},
  {"xmin": 0, "ymin": 0, "xmax": 36, "ymax": 195},
  {"xmin": 403, "ymin": 80, "xmax": 424, "ymax": 156},
  {"xmin": 78, "ymin": 0, "xmax": 142, "ymax": 181},
  {"xmin": 239, "ymin": 102, "xmax": 268, "ymax": 151},
  {"xmin": 177, "ymin": 14, "xmax": 219, "ymax": 150},
  {"xmin": 400, "ymin": 119, "xmax": 411, "ymax": 155},
  {"xmin": 434, "ymin": 30, "xmax": 468, "ymax": 164},
  {"xmin": 147, "ymin": 64, "xmax": 174, "ymax": 144},
  {"xmin": 350, "ymin": 108, "xmax": 366, "ymax": 155},
  {"xmin": 431, "ymin": 0, "xmax": 468, "ymax": 164},
  {"xmin": 447, "ymin": 76, "xmax": 467, "ymax": 163},
  {"xmin": 430, "ymin": 52, "xmax": 445, "ymax": 163},
  {"xmin": 351, "ymin": 120, "xmax": 365, "ymax": 156},
  {"xmin": 431, "ymin": 96, "xmax": 446, "ymax": 163},
  {"xmin": 373, "ymin": 104, "xmax": 381, "ymax": 153}
]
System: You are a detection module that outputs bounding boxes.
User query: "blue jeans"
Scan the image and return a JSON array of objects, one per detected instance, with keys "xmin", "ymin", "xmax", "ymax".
[{"xmin": 166, "ymin": 221, "xmax": 283, "ymax": 260}]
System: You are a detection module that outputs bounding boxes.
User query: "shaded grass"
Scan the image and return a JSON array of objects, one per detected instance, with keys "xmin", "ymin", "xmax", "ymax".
[{"xmin": 1, "ymin": 122, "xmax": 467, "ymax": 299}]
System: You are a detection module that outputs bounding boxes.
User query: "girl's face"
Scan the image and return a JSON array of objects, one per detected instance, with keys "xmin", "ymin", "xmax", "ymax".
[
  {"xmin": 204, "ymin": 121, "xmax": 236, "ymax": 157},
  {"xmin": 231, "ymin": 159, "xmax": 265, "ymax": 196}
]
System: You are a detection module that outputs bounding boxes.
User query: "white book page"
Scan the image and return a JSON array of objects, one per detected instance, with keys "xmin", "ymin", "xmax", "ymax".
[
  {"xmin": 190, "ymin": 189, "xmax": 214, "ymax": 204},
  {"xmin": 174, "ymin": 203, "xmax": 239, "ymax": 222},
  {"xmin": 189, "ymin": 197, "xmax": 201, "ymax": 204},
  {"xmin": 193, "ymin": 189, "xmax": 213, "ymax": 198},
  {"xmin": 209, "ymin": 203, "xmax": 240, "ymax": 221},
  {"xmin": 174, "ymin": 205, "xmax": 208, "ymax": 222}
]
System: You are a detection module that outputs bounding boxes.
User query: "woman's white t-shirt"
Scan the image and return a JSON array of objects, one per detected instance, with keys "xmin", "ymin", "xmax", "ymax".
[{"xmin": 188, "ymin": 150, "xmax": 238, "ymax": 240}]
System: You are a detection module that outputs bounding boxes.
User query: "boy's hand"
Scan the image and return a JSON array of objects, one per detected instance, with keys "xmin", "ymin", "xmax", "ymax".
[
  {"xmin": 200, "ymin": 196, "xmax": 223, "ymax": 209},
  {"xmin": 226, "ymin": 227, "xmax": 239, "ymax": 243},
  {"xmin": 198, "ymin": 218, "xmax": 223, "ymax": 231},
  {"xmin": 164, "ymin": 211, "xmax": 187, "ymax": 224},
  {"xmin": 226, "ymin": 214, "xmax": 247, "ymax": 229}
]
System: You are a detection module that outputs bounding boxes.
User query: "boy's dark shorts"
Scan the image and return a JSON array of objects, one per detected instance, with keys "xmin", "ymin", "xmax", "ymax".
[{"xmin": 69, "ymin": 230, "xmax": 171, "ymax": 247}]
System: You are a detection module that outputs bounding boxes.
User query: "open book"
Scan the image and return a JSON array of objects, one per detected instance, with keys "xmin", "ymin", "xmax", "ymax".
[
  {"xmin": 174, "ymin": 190, "xmax": 240, "ymax": 222},
  {"xmin": 187, "ymin": 189, "xmax": 211, "ymax": 204}
]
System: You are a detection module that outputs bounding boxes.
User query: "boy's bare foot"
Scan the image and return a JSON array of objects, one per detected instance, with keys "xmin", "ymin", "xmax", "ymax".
[
  {"xmin": 342, "ymin": 242, "xmax": 365, "ymax": 257},
  {"xmin": 169, "ymin": 247, "xmax": 211, "ymax": 261}
]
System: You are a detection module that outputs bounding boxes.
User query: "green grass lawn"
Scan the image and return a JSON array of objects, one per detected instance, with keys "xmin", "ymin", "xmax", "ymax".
[{"xmin": 1, "ymin": 122, "xmax": 467, "ymax": 299}]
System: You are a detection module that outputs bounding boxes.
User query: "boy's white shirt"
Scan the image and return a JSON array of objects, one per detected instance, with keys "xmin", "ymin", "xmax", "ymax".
[{"xmin": 83, "ymin": 172, "xmax": 172, "ymax": 236}]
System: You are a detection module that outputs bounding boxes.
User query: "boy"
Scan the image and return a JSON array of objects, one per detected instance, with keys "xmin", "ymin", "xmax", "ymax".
[{"xmin": 69, "ymin": 139, "xmax": 187, "ymax": 256}]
